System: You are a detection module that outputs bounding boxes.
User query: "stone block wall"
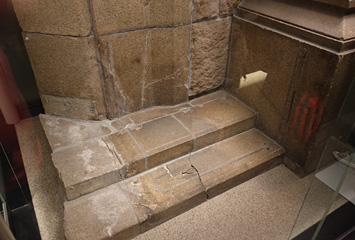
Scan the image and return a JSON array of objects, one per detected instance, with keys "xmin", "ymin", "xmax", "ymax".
[{"xmin": 12, "ymin": 0, "xmax": 240, "ymax": 120}]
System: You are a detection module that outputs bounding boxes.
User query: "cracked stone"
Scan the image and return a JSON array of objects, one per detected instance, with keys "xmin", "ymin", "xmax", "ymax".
[
  {"xmin": 119, "ymin": 155, "xmax": 207, "ymax": 232},
  {"xmin": 190, "ymin": 129, "xmax": 284, "ymax": 198},
  {"xmin": 103, "ymin": 131, "xmax": 146, "ymax": 178},
  {"xmin": 52, "ymin": 139, "xmax": 122, "ymax": 200}
]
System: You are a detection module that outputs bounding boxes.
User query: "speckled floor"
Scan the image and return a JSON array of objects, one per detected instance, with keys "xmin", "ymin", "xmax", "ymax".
[{"xmin": 16, "ymin": 117, "xmax": 346, "ymax": 240}]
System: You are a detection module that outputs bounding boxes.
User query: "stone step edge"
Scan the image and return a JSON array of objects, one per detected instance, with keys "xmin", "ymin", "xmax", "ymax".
[
  {"xmin": 53, "ymin": 97, "xmax": 257, "ymax": 201},
  {"xmin": 63, "ymin": 129, "xmax": 284, "ymax": 240}
]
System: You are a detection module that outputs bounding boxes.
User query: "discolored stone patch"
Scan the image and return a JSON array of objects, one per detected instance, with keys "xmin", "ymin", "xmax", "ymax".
[
  {"xmin": 52, "ymin": 139, "xmax": 121, "ymax": 200},
  {"xmin": 119, "ymin": 156, "xmax": 207, "ymax": 232}
]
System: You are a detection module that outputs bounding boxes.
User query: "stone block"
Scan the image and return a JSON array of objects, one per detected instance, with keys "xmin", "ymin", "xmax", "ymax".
[
  {"xmin": 143, "ymin": 26, "xmax": 190, "ymax": 107},
  {"xmin": 99, "ymin": 30, "xmax": 146, "ymax": 114},
  {"xmin": 175, "ymin": 95, "xmax": 256, "ymax": 149},
  {"xmin": 190, "ymin": 129, "xmax": 284, "ymax": 198},
  {"xmin": 40, "ymin": 95, "xmax": 103, "ymax": 120},
  {"xmin": 64, "ymin": 184, "xmax": 140, "ymax": 240},
  {"xmin": 99, "ymin": 27, "xmax": 190, "ymax": 114},
  {"xmin": 190, "ymin": 18, "xmax": 231, "ymax": 96},
  {"xmin": 119, "ymin": 156, "xmax": 207, "ymax": 232},
  {"xmin": 52, "ymin": 139, "xmax": 121, "ymax": 200},
  {"xmin": 12, "ymin": 0, "xmax": 92, "ymax": 36},
  {"xmin": 193, "ymin": 0, "xmax": 219, "ymax": 22},
  {"xmin": 24, "ymin": 33, "xmax": 106, "ymax": 119},
  {"xmin": 92, "ymin": 0, "xmax": 191, "ymax": 35},
  {"xmin": 103, "ymin": 131, "xmax": 146, "ymax": 177},
  {"xmin": 39, "ymin": 114, "xmax": 112, "ymax": 152},
  {"xmin": 130, "ymin": 116, "xmax": 194, "ymax": 169},
  {"xmin": 220, "ymin": 0, "xmax": 240, "ymax": 15}
]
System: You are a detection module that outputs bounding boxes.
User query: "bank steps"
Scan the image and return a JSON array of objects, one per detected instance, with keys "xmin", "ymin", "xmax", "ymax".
[{"xmin": 39, "ymin": 90, "xmax": 284, "ymax": 240}]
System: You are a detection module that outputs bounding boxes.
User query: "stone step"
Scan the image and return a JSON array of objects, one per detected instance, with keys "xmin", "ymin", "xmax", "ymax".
[
  {"xmin": 39, "ymin": 90, "xmax": 256, "ymax": 200},
  {"xmin": 63, "ymin": 129, "xmax": 284, "ymax": 240}
]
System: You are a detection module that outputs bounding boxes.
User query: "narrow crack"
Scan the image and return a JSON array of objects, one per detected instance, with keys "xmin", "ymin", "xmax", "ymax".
[{"xmin": 189, "ymin": 159, "xmax": 209, "ymax": 199}]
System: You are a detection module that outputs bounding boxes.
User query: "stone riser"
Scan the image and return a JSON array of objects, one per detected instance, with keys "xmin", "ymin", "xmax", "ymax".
[
  {"xmin": 40, "ymin": 91, "xmax": 256, "ymax": 201},
  {"xmin": 64, "ymin": 128, "xmax": 284, "ymax": 240}
]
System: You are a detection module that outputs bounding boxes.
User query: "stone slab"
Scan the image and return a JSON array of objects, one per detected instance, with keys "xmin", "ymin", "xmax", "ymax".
[
  {"xmin": 12, "ymin": 0, "xmax": 92, "ymax": 36},
  {"xmin": 120, "ymin": 156, "xmax": 207, "ymax": 232},
  {"xmin": 103, "ymin": 131, "xmax": 146, "ymax": 178},
  {"xmin": 64, "ymin": 184, "xmax": 140, "ymax": 240},
  {"xmin": 175, "ymin": 94, "xmax": 256, "ymax": 150},
  {"xmin": 39, "ymin": 114, "xmax": 112, "ymax": 152},
  {"xmin": 130, "ymin": 116, "xmax": 194, "ymax": 169},
  {"xmin": 92, "ymin": 0, "xmax": 191, "ymax": 35},
  {"xmin": 190, "ymin": 129, "xmax": 284, "ymax": 198},
  {"xmin": 52, "ymin": 139, "xmax": 121, "ymax": 200},
  {"xmin": 24, "ymin": 33, "xmax": 106, "ymax": 119},
  {"xmin": 190, "ymin": 18, "xmax": 231, "ymax": 96}
]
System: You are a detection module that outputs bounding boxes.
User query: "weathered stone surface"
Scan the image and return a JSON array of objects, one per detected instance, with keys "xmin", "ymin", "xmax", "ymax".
[
  {"xmin": 92, "ymin": 0, "xmax": 146, "ymax": 35},
  {"xmin": 220, "ymin": 0, "xmax": 240, "ymax": 15},
  {"xmin": 193, "ymin": 0, "xmax": 219, "ymax": 22},
  {"xmin": 120, "ymin": 156, "xmax": 207, "ymax": 232},
  {"xmin": 130, "ymin": 116, "xmax": 194, "ymax": 169},
  {"xmin": 175, "ymin": 94, "xmax": 256, "ymax": 149},
  {"xmin": 64, "ymin": 183, "xmax": 140, "ymax": 240},
  {"xmin": 40, "ymin": 95, "xmax": 103, "ymax": 120},
  {"xmin": 52, "ymin": 139, "xmax": 121, "ymax": 200},
  {"xmin": 103, "ymin": 131, "xmax": 146, "ymax": 177},
  {"xmin": 190, "ymin": 18, "xmax": 231, "ymax": 96},
  {"xmin": 190, "ymin": 129, "xmax": 283, "ymax": 198},
  {"xmin": 99, "ymin": 30, "xmax": 146, "ymax": 115},
  {"xmin": 92, "ymin": 0, "xmax": 191, "ymax": 35},
  {"xmin": 100, "ymin": 27, "xmax": 190, "ymax": 115},
  {"xmin": 12, "ymin": 0, "xmax": 92, "ymax": 36},
  {"xmin": 39, "ymin": 114, "xmax": 112, "ymax": 152},
  {"xmin": 24, "ymin": 33, "xmax": 106, "ymax": 119}
]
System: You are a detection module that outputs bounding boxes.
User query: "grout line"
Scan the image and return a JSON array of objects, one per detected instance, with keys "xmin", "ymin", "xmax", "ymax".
[
  {"xmin": 172, "ymin": 115, "xmax": 197, "ymax": 151},
  {"xmin": 87, "ymin": 0, "xmax": 112, "ymax": 119},
  {"xmin": 187, "ymin": 0, "xmax": 194, "ymax": 96},
  {"xmin": 127, "ymin": 130, "xmax": 149, "ymax": 170},
  {"xmin": 223, "ymin": 16, "xmax": 234, "ymax": 88}
]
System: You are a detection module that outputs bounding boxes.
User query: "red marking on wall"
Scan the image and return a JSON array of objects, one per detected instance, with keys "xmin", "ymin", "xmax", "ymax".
[{"xmin": 289, "ymin": 94, "xmax": 324, "ymax": 142}]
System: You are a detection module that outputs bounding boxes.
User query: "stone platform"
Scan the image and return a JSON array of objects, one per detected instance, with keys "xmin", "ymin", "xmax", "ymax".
[{"xmin": 39, "ymin": 90, "xmax": 284, "ymax": 240}]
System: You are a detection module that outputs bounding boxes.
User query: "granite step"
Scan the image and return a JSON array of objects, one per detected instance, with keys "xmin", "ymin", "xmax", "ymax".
[
  {"xmin": 63, "ymin": 128, "xmax": 284, "ymax": 240},
  {"xmin": 39, "ymin": 90, "xmax": 256, "ymax": 200}
]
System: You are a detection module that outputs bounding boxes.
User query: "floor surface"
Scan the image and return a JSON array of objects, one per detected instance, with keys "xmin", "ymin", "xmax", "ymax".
[{"xmin": 16, "ymin": 117, "xmax": 346, "ymax": 240}]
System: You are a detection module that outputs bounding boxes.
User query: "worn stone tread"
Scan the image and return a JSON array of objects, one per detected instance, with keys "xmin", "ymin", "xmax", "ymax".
[
  {"xmin": 64, "ymin": 128, "xmax": 284, "ymax": 240},
  {"xmin": 40, "ymin": 90, "xmax": 257, "ymax": 200}
]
